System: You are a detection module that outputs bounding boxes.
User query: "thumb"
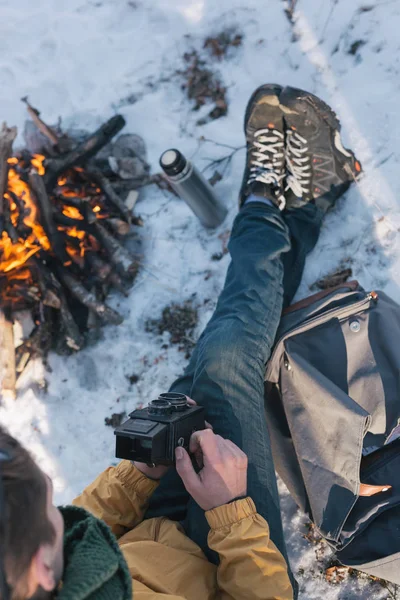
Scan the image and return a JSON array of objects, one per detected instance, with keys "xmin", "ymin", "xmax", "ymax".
[{"xmin": 175, "ymin": 447, "xmax": 200, "ymax": 493}]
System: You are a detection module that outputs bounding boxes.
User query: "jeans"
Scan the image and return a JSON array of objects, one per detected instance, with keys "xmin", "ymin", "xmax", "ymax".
[{"xmin": 146, "ymin": 201, "xmax": 323, "ymax": 592}]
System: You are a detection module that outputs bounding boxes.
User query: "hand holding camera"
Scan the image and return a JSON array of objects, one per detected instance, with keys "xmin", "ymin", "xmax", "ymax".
[
  {"xmin": 115, "ymin": 392, "xmax": 248, "ymax": 509},
  {"xmin": 133, "ymin": 397, "xmax": 210, "ymax": 480},
  {"xmin": 175, "ymin": 429, "xmax": 248, "ymax": 511}
]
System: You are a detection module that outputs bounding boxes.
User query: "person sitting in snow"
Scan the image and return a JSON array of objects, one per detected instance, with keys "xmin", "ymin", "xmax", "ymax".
[{"xmin": 0, "ymin": 84, "xmax": 361, "ymax": 600}]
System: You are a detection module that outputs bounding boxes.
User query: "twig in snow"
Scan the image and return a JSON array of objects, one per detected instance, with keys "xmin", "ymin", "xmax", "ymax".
[
  {"xmin": 284, "ymin": 0, "xmax": 298, "ymax": 23},
  {"xmin": 375, "ymin": 152, "xmax": 394, "ymax": 168},
  {"xmin": 380, "ymin": 581, "xmax": 399, "ymax": 600},
  {"xmin": 319, "ymin": 0, "xmax": 339, "ymax": 43},
  {"xmin": 201, "ymin": 144, "xmax": 245, "ymax": 177}
]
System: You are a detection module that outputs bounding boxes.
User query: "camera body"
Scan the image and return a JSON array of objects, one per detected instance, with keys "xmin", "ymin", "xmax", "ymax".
[{"xmin": 114, "ymin": 393, "xmax": 205, "ymax": 465}]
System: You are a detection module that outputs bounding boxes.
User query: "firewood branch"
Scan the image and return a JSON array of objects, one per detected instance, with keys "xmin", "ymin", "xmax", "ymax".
[
  {"xmin": 56, "ymin": 269, "xmax": 123, "ymax": 326},
  {"xmin": 0, "ymin": 308, "xmax": 16, "ymax": 400},
  {"xmin": 29, "ymin": 170, "xmax": 69, "ymax": 262},
  {"xmin": 44, "ymin": 115, "xmax": 126, "ymax": 190}
]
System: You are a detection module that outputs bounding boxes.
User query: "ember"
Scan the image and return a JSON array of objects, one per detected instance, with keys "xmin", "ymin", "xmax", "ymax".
[{"xmin": 0, "ymin": 102, "xmax": 149, "ymax": 399}]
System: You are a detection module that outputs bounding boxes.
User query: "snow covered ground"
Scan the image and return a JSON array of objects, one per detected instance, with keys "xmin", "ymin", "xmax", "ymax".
[{"xmin": 1, "ymin": 0, "xmax": 400, "ymax": 597}]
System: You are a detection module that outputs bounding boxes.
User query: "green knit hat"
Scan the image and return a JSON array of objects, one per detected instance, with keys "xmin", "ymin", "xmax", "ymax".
[{"xmin": 58, "ymin": 506, "xmax": 132, "ymax": 600}]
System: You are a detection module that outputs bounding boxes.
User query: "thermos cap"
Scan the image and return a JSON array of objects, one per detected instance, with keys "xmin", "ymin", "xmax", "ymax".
[{"xmin": 160, "ymin": 148, "xmax": 187, "ymax": 176}]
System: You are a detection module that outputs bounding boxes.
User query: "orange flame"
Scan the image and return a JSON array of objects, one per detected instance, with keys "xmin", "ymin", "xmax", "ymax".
[
  {"xmin": 1, "ymin": 156, "xmax": 51, "ymax": 273},
  {"xmin": 62, "ymin": 205, "xmax": 84, "ymax": 220},
  {"xmin": 1, "ymin": 153, "xmax": 106, "ymax": 285},
  {"xmin": 31, "ymin": 154, "xmax": 45, "ymax": 175}
]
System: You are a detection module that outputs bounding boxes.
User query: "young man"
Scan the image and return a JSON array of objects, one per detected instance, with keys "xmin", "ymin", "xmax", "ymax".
[{"xmin": 0, "ymin": 84, "xmax": 361, "ymax": 600}]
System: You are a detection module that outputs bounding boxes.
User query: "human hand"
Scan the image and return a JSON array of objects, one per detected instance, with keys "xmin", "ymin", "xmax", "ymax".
[
  {"xmin": 133, "ymin": 461, "xmax": 170, "ymax": 480},
  {"xmin": 133, "ymin": 396, "xmax": 211, "ymax": 480},
  {"xmin": 175, "ymin": 429, "xmax": 248, "ymax": 511}
]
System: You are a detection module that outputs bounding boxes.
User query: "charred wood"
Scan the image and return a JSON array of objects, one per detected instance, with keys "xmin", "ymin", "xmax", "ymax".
[
  {"xmin": 29, "ymin": 170, "xmax": 69, "ymax": 262},
  {"xmin": 57, "ymin": 195, "xmax": 88, "ymax": 212},
  {"xmin": 85, "ymin": 252, "xmax": 112, "ymax": 281},
  {"xmin": 19, "ymin": 309, "xmax": 53, "ymax": 361},
  {"xmin": 31, "ymin": 258, "xmax": 83, "ymax": 350},
  {"xmin": 86, "ymin": 252, "xmax": 128, "ymax": 296},
  {"xmin": 88, "ymin": 167, "xmax": 131, "ymax": 223},
  {"xmin": 43, "ymin": 289, "xmax": 61, "ymax": 309},
  {"xmin": 21, "ymin": 97, "xmax": 60, "ymax": 149},
  {"xmin": 59, "ymin": 295, "xmax": 84, "ymax": 351},
  {"xmin": 107, "ymin": 217, "xmax": 131, "ymax": 236},
  {"xmin": 44, "ymin": 115, "xmax": 126, "ymax": 190},
  {"xmin": 53, "ymin": 211, "xmax": 89, "ymax": 231},
  {"xmin": 6, "ymin": 191, "xmax": 32, "ymax": 237},
  {"xmin": 131, "ymin": 215, "xmax": 144, "ymax": 227},
  {"xmin": 3, "ymin": 194, "xmax": 19, "ymax": 242},
  {"xmin": 109, "ymin": 271, "xmax": 129, "ymax": 297},
  {"xmin": 92, "ymin": 220, "xmax": 138, "ymax": 278},
  {"xmin": 57, "ymin": 269, "xmax": 123, "ymax": 325}
]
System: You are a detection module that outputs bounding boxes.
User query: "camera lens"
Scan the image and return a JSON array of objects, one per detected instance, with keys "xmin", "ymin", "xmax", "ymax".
[
  {"xmin": 148, "ymin": 399, "xmax": 172, "ymax": 415},
  {"xmin": 159, "ymin": 393, "xmax": 188, "ymax": 412}
]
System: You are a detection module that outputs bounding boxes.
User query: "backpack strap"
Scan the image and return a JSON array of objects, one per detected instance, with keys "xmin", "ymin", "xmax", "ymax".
[{"xmin": 282, "ymin": 280, "xmax": 360, "ymax": 316}]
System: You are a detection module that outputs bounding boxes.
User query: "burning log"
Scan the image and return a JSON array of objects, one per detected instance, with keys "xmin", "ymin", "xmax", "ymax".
[
  {"xmin": 7, "ymin": 191, "xmax": 30, "ymax": 236},
  {"xmin": 44, "ymin": 115, "xmax": 126, "ymax": 190},
  {"xmin": 88, "ymin": 166, "xmax": 132, "ymax": 223},
  {"xmin": 0, "ymin": 107, "xmax": 147, "ymax": 394},
  {"xmin": 52, "ymin": 212, "xmax": 90, "ymax": 231},
  {"xmin": 3, "ymin": 194, "xmax": 19, "ymax": 243},
  {"xmin": 0, "ymin": 123, "xmax": 18, "ymax": 233},
  {"xmin": 0, "ymin": 309, "xmax": 16, "ymax": 400},
  {"xmin": 29, "ymin": 170, "xmax": 69, "ymax": 262},
  {"xmin": 58, "ymin": 195, "xmax": 88, "ymax": 211}
]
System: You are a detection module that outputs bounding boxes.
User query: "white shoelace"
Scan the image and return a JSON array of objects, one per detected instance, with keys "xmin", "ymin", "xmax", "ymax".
[
  {"xmin": 247, "ymin": 128, "xmax": 286, "ymax": 209},
  {"xmin": 285, "ymin": 129, "xmax": 312, "ymax": 198}
]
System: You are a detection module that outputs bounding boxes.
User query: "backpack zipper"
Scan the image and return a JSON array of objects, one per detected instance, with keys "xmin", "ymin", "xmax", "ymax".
[{"xmin": 268, "ymin": 291, "xmax": 377, "ymax": 372}]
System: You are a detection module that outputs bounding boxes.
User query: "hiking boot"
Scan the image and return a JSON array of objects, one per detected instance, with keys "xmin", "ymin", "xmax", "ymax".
[
  {"xmin": 239, "ymin": 83, "xmax": 286, "ymax": 210},
  {"xmin": 280, "ymin": 85, "xmax": 362, "ymax": 212}
]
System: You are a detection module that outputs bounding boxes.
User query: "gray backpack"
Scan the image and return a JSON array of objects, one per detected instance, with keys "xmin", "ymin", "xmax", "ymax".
[{"xmin": 265, "ymin": 281, "xmax": 400, "ymax": 584}]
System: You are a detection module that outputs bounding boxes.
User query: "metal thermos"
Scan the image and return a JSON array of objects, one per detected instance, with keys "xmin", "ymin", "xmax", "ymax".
[{"xmin": 159, "ymin": 149, "xmax": 227, "ymax": 228}]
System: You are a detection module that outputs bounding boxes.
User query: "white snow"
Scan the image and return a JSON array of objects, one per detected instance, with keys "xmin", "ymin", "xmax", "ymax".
[{"xmin": 1, "ymin": 0, "xmax": 400, "ymax": 596}]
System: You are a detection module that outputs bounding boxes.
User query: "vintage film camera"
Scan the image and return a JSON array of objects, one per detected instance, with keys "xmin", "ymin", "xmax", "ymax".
[{"xmin": 115, "ymin": 393, "xmax": 205, "ymax": 465}]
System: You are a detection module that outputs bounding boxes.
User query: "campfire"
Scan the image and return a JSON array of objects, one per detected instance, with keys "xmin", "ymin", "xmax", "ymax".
[{"xmin": 0, "ymin": 101, "xmax": 151, "ymax": 399}]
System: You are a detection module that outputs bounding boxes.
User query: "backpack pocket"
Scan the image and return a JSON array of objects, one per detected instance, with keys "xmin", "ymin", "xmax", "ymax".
[
  {"xmin": 279, "ymin": 342, "xmax": 371, "ymax": 543},
  {"xmin": 336, "ymin": 443, "xmax": 400, "ymax": 584},
  {"xmin": 338, "ymin": 439, "xmax": 400, "ymax": 549}
]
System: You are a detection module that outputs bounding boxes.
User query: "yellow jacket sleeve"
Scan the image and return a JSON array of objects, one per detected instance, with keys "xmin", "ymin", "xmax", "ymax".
[
  {"xmin": 72, "ymin": 460, "xmax": 159, "ymax": 538},
  {"xmin": 206, "ymin": 498, "xmax": 293, "ymax": 600}
]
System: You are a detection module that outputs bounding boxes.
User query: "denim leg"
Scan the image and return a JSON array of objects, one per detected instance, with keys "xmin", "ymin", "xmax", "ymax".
[
  {"xmin": 147, "ymin": 203, "xmax": 291, "ymax": 559},
  {"xmin": 282, "ymin": 203, "xmax": 324, "ymax": 307}
]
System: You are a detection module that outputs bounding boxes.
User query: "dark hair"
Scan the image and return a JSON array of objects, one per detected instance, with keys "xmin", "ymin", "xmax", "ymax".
[{"xmin": 0, "ymin": 426, "xmax": 55, "ymax": 599}]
